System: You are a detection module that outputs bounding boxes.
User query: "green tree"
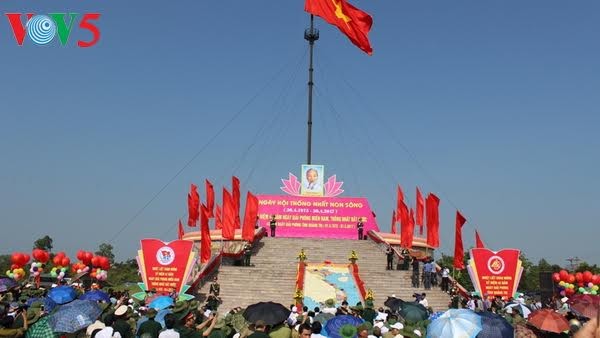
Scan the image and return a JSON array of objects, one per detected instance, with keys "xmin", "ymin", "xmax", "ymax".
[
  {"xmin": 575, "ymin": 262, "xmax": 600, "ymax": 274},
  {"xmin": 0, "ymin": 255, "xmax": 11, "ymax": 276},
  {"xmin": 33, "ymin": 235, "xmax": 53, "ymax": 252},
  {"xmin": 107, "ymin": 259, "xmax": 140, "ymax": 286},
  {"xmin": 95, "ymin": 243, "xmax": 115, "ymax": 264}
]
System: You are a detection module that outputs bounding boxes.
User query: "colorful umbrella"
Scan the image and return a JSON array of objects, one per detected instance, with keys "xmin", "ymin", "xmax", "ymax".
[
  {"xmin": 148, "ymin": 296, "xmax": 174, "ymax": 310},
  {"xmin": 26, "ymin": 316, "xmax": 59, "ymax": 338},
  {"xmin": 384, "ymin": 296, "xmax": 404, "ymax": 312},
  {"xmin": 568, "ymin": 294, "xmax": 600, "ymax": 319},
  {"xmin": 47, "ymin": 286, "xmax": 77, "ymax": 305},
  {"xmin": 476, "ymin": 311, "xmax": 514, "ymax": 338},
  {"xmin": 514, "ymin": 324, "xmax": 538, "ymax": 338},
  {"xmin": 427, "ymin": 309, "xmax": 482, "ymax": 338},
  {"xmin": 527, "ymin": 309, "xmax": 569, "ymax": 334},
  {"xmin": 48, "ymin": 299, "xmax": 102, "ymax": 333},
  {"xmin": 504, "ymin": 303, "xmax": 532, "ymax": 318},
  {"xmin": 243, "ymin": 302, "xmax": 291, "ymax": 326},
  {"xmin": 79, "ymin": 290, "xmax": 110, "ymax": 303},
  {"xmin": 26, "ymin": 297, "xmax": 58, "ymax": 312},
  {"xmin": 322, "ymin": 315, "xmax": 364, "ymax": 338}
]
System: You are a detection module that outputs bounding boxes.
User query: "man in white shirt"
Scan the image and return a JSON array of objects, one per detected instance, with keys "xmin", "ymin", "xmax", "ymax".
[
  {"xmin": 158, "ymin": 314, "xmax": 179, "ymax": 338},
  {"xmin": 418, "ymin": 293, "xmax": 428, "ymax": 308},
  {"xmin": 441, "ymin": 267, "xmax": 450, "ymax": 292}
]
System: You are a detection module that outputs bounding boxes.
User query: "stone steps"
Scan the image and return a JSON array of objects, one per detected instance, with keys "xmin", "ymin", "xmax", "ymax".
[{"xmin": 198, "ymin": 237, "xmax": 450, "ymax": 313}]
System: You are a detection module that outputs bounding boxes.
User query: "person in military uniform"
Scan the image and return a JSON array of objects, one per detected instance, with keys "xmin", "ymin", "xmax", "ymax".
[
  {"xmin": 209, "ymin": 277, "xmax": 220, "ymax": 297},
  {"xmin": 401, "ymin": 248, "xmax": 411, "ymax": 270},
  {"xmin": 243, "ymin": 243, "xmax": 252, "ymax": 266},
  {"xmin": 269, "ymin": 215, "xmax": 277, "ymax": 237},
  {"xmin": 385, "ymin": 247, "xmax": 394, "ymax": 270},
  {"xmin": 356, "ymin": 218, "xmax": 364, "ymax": 240}
]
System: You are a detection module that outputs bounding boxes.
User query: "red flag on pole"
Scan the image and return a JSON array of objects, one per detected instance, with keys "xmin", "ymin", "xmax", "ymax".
[
  {"xmin": 390, "ymin": 210, "xmax": 396, "ymax": 234},
  {"xmin": 405, "ymin": 208, "xmax": 415, "ymax": 248},
  {"xmin": 304, "ymin": 0, "xmax": 373, "ymax": 55},
  {"xmin": 215, "ymin": 204, "xmax": 223, "ymax": 230},
  {"xmin": 454, "ymin": 211, "xmax": 467, "ymax": 270},
  {"xmin": 232, "ymin": 176, "xmax": 241, "ymax": 229},
  {"xmin": 178, "ymin": 219, "xmax": 184, "ymax": 240},
  {"xmin": 222, "ymin": 188, "xmax": 235, "ymax": 240},
  {"xmin": 398, "ymin": 201, "xmax": 409, "ymax": 246},
  {"xmin": 396, "ymin": 185, "xmax": 404, "ymax": 222},
  {"xmin": 205, "ymin": 179, "xmax": 215, "ymax": 218},
  {"xmin": 187, "ymin": 184, "xmax": 200, "ymax": 227},
  {"xmin": 426, "ymin": 193, "xmax": 441, "ymax": 248},
  {"xmin": 200, "ymin": 204, "xmax": 212, "ymax": 264},
  {"xmin": 475, "ymin": 230, "xmax": 486, "ymax": 248},
  {"xmin": 242, "ymin": 192, "xmax": 259, "ymax": 242},
  {"xmin": 416, "ymin": 187, "xmax": 424, "ymax": 226}
]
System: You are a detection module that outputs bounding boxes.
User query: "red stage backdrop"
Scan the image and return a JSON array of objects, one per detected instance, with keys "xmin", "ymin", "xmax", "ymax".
[
  {"xmin": 257, "ymin": 195, "xmax": 379, "ymax": 239},
  {"xmin": 467, "ymin": 248, "xmax": 523, "ymax": 299},
  {"xmin": 137, "ymin": 239, "xmax": 197, "ymax": 294}
]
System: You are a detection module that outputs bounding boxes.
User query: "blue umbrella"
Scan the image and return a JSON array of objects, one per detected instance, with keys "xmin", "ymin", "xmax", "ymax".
[
  {"xmin": 476, "ymin": 312, "xmax": 514, "ymax": 338},
  {"xmin": 48, "ymin": 299, "xmax": 102, "ymax": 333},
  {"xmin": 429, "ymin": 311, "xmax": 445, "ymax": 321},
  {"xmin": 80, "ymin": 290, "xmax": 110, "ymax": 302},
  {"xmin": 0, "ymin": 277, "xmax": 18, "ymax": 292},
  {"xmin": 148, "ymin": 296, "xmax": 174, "ymax": 310},
  {"xmin": 427, "ymin": 309, "xmax": 482, "ymax": 338},
  {"xmin": 26, "ymin": 297, "xmax": 58, "ymax": 312},
  {"xmin": 323, "ymin": 315, "xmax": 364, "ymax": 338},
  {"xmin": 47, "ymin": 286, "xmax": 77, "ymax": 305}
]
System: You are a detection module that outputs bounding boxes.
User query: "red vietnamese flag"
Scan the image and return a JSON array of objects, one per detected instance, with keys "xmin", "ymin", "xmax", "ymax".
[
  {"xmin": 177, "ymin": 219, "xmax": 184, "ymax": 240},
  {"xmin": 222, "ymin": 188, "xmax": 235, "ymax": 240},
  {"xmin": 205, "ymin": 179, "xmax": 215, "ymax": 218},
  {"xmin": 416, "ymin": 187, "xmax": 425, "ymax": 226},
  {"xmin": 454, "ymin": 211, "xmax": 467, "ymax": 269},
  {"xmin": 242, "ymin": 192, "xmax": 259, "ymax": 242},
  {"xmin": 215, "ymin": 204, "xmax": 223, "ymax": 230},
  {"xmin": 426, "ymin": 193, "xmax": 441, "ymax": 248},
  {"xmin": 475, "ymin": 230, "xmax": 486, "ymax": 248},
  {"xmin": 390, "ymin": 210, "xmax": 396, "ymax": 234},
  {"xmin": 304, "ymin": 0, "xmax": 373, "ymax": 55},
  {"xmin": 187, "ymin": 184, "xmax": 200, "ymax": 227},
  {"xmin": 200, "ymin": 204, "xmax": 212, "ymax": 263},
  {"xmin": 232, "ymin": 176, "xmax": 241, "ymax": 229}
]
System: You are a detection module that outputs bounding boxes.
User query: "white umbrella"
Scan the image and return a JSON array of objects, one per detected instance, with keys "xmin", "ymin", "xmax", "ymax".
[{"xmin": 504, "ymin": 303, "xmax": 532, "ymax": 318}]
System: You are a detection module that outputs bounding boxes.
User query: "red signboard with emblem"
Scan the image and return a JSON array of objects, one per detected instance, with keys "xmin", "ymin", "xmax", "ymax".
[
  {"xmin": 467, "ymin": 248, "xmax": 523, "ymax": 299},
  {"xmin": 137, "ymin": 239, "xmax": 197, "ymax": 294}
]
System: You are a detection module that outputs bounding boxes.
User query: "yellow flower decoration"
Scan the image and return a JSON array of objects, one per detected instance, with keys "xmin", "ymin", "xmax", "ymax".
[
  {"xmin": 297, "ymin": 249, "xmax": 307, "ymax": 261},
  {"xmin": 349, "ymin": 250, "xmax": 359, "ymax": 261}
]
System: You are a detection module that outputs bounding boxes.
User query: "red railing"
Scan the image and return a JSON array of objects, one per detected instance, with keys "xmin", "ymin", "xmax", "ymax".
[{"xmin": 349, "ymin": 263, "xmax": 367, "ymax": 301}]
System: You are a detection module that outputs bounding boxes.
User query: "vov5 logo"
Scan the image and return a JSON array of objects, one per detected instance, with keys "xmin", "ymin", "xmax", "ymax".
[{"xmin": 6, "ymin": 13, "xmax": 100, "ymax": 47}]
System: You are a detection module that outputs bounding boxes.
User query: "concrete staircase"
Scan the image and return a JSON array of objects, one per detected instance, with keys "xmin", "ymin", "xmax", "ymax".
[{"xmin": 198, "ymin": 237, "xmax": 449, "ymax": 313}]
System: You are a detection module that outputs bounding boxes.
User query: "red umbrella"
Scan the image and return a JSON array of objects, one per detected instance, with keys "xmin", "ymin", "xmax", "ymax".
[
  {"xmin": 527, "ymin": 309, "xmax": 569, "ymax": 333},
  {"xmin": 568, "ymin": 294, "xmax": 600, "ymax": 319}
]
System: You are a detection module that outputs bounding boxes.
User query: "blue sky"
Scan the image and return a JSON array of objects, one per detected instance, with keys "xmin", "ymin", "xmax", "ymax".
[{"xmin": 1, "ymin": 0, "xmax": 598, "ymax": 266}]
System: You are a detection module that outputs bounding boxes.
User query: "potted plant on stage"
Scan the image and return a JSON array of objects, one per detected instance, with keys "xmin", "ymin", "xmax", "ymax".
[{"xmin": 349, "ymin": 250, "xmax": 358, "ymax": 264}]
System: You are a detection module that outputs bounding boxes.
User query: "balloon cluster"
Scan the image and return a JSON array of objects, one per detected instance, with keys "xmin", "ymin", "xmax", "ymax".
[
  {"xmin": 7, "ymin": 252, "xmax": 30, "ymax": 281},
  {"xmin": 50, "ymin": 252, "xmax": 71, "ymax": 281},
  {"xmin": 72, "ymin": 250, "xmax": 94, "ymax": 274},
  {"xmin": 553, "ymin": 270, "xmax": 600, "ymax": 296},
  {"xmin": 29, "ymin": 249, "xmax": 50, "ymax": 278},
  {"xmin": 90, "ymin": 255, "xmax": 110, "ymax": 281}
]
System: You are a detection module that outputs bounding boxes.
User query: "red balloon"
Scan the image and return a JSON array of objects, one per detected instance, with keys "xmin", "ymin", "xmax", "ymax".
[
  {"xmin": 11, "ymin": 264, "xmax": 18, "ymax": 270},
  {"xmin": 32, "ymin": 249, "xmax": 41, "ymax": 261},
  {"xmin": 55, "ymin": 252, "xmax": 65, "ymax": 259},
  {"xmin": 53, "ymin": 255, "xmax": 62, "ymax": 266},
  {"xmin": 61, "ymin": 257, "xmax": 70, "ymax": 267},
  {"xmin": 552, "ymin": 272, "xmax": 561, "ymax": 283},
  {"xmin": 21, "ymin": 254, "xmax": 30, "ymax": 266},
  {"xmin": 575, "ymin": 272, "xmax": 583, "ymax": 282},
  {"xmin": 83, "ymin": 252, "xmax": 93, "ymax": 265},
  {"xmin": 568, "ymin": 275, "xmax": 576, "ymax": 284},
  {"xmin": 91, "ymin": 256, "xmax": 100, "ymax": 267},
  {"xmin": 76, "ymin": 250, "xmax": 84, "ymax": 261},
  {"xmin": 39, "ymin": 251, "xmax": 49, "ymax": 263},
  {"xmin": 583, "ymin": 271, "xmax": 593, "ymax": 283},
  {"xmin": 592, "ymin": 275, "xmax": 600, "ymax": 285},
  {"xmin": 559, "ymin": 270, "xmax": 569, "ymax": 281},
  {"xmin": 11, "ymin": 253, "xmax": 23, "ymax": 266}
]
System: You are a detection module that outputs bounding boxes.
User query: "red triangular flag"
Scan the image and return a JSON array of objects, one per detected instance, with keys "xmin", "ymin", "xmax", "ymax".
[
  {"xmin": 475, "ymin": 230, "xmax": 486, "ymax": 248},
  {"xmin": 200, "ymin": 204, "xmax": 212, "ymax": 263},
  {"xmin": 177, "ymin": 220, "xmax": 184, "ymax": 240},
  {"xmin": 426, "ymin": 193, "xmax": 441, "ymax": 248},
  {"xmin": 390, "ymin": 210, "xmax": 396, "ymax": 234},
  {"xmin": 416, "ymin": 187, "xmax": 424, "ymax": 226},
  {"xmin": 396, "ymin": 185, "xmax": 404, "ymax": 222},
  {"xmin": 205, "ymin": 179, "xmax": 215, "ymax": 218},
  {"xmin": 215, "ymin": 204, "xmax": 223, "ymax": 230},
  {"xmin": 232, "ymin": 176, "xmax": 241, "ymax": 229},
  {"xmin": 454, "ymin": 211, "xmax": 467, "ymax": 270},
  {"xmin": 242, "ymin": 191, "xmax": 259, "ymax": 242},
  {"xmin": 304, "ymin": 0, "xmax": 373, "ymax": 55},
  {"xmin": 222, "ymin": 188, "xmax": 235, "ymax": 240},
  {"xmin": 405, "ymin": 208, "xmax": 415, "ymax": 248},
  {"xmin": 187, "ymin": 183, "xmax": 200, "ymax": 227},
  {"xmin": 398, "ymin": 201, "xmax": 410, "ymax": 246}
]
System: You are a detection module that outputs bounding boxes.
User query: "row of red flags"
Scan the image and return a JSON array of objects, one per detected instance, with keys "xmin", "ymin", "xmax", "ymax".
[
  {"xmin": 391, "ymin": 184, "xmax": 486, "ymax": 270},
  {"xmin": 179, "ymin": 177, "xmax": 259, "ymax": 264}
]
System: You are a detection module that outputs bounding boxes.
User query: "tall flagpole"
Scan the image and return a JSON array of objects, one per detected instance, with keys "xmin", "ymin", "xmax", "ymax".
[{"xmin": 305, "ymin": 15, "xmax": 319, "ymax": 165}]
